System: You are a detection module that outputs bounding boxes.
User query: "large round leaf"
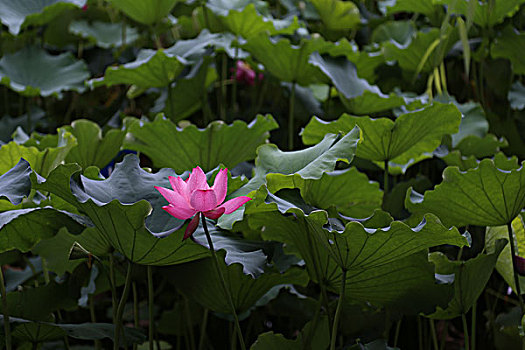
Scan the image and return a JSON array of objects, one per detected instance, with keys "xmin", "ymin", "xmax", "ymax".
[
  {"xmin": 124, "ymin": 114, "xmax": 278, "ymax": 172},
  {"xmin": 309, "ymin": 53, "xmax": 405, "ymax": 114},
  {"xmin": 302, "ymin": 103, "xmax": 461, "ymax": 173},
  {"xmin": 242, "ymin": 187, "xmax": 463, "ymax": 313},
  {"xmin": 0, "ymin": 0, "xmax": 86, "ymax": 35},
  {"xmin": 168, "ymin": 251, "xmax": 308, "ymax": 314},
  {"xmin": 69, "ymin": 20, "xmax": 140, "ymax": 49},
  {"xmin": 266, "ymin": 168, "xmax": 383, "ymax": 219},
  {"xmin": 107, "ymin": 0, "xmax": 179, "ymax": 25},
  {"xmin": 63, "ymin": 119, "xmax": 126, "ymax": 170},
  {"xmin": 0, "ymin": 46, "xmax": 89, "ymax": 97},
  {"xmin": 406, "ymin": 155, "xmax": 525, "ymax": 227}
]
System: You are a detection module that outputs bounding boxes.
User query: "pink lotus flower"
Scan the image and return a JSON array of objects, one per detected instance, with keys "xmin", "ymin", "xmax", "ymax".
[
  {"xmin": 155, "ymin": 167, "xmax": 251, "ymax": 240},
  {"xmin": 232, "ymin": 60, "xmax": 263, "ymax": 86}
]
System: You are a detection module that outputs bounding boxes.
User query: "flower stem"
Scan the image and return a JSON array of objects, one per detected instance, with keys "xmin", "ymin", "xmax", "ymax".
[
  {"xmin": 0, "ymin": 267, "xmax": 12, "ymax": 350},
  {"xmin": 147, "ymin": 265, "xmax": 154, "ymax": 350},
  {"xmin": 330, "ymin": 269, "xmax": 347, "ymax": 350},
  {"xmin": 200, "ymin": 213, "xmax": 246, "ymax": 350},
  {"xmin": 507, "ymin": 221, "xmax": 525, "ymax": 313},
  {"xmin": 288, "ymin": 82, "xmax": 296, "ymax": 150},
  {"xmin": 114, "ymin": 261, "xmax": 133, "ymax": 350}
]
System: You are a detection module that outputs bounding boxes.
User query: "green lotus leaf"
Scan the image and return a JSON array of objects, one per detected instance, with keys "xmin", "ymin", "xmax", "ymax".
[
  {"xmin": 31, "ymin": 160, "xmax": 207, "ymax": 265},
  {"xmin": 428, "ymin": 240, "xmax": 506, "ymax": 319},
  {"xmin": 310, "ymin": 0, "xmax": 360, "ymax": 32},
  {"xmin": 242, "ymin": 35, "xmax": 332, "ymax": 85},
  {"xmin": 266, "ymin": 167, "xmax": 382, "ymax": 218},
  {"xmin": 491, "ymin": 27, "xmax": 525, "ymax": 75},
  {"xmin": 4, "ymin": 315, "xmax": 145, "ymax": 345},
  {"xmin": 385, "ymin": 0, "xmax": 439, "ymax": 18},
  {"xmin": 152, "ymin": 59, "xmax": 218, "ymax": 122},
  {"xmin": 302, "ymin": 103, "xmax": 461, "ymax": 173},
  {"xmin": 169, "ymin": 250, "xmax": 308, "ymax": 314},
  {"xmin": 0, "ymin": 128, "xmax": 77, "ymax": 177},
  {"xmin": 0, "ymin": 0, "xmax": 85, "ymax": 35},
  {"xmin": 32, "ymin": 155, "xmax": 262, "ymax": 272},
  {"xmin": 486, "ymin": 215, "xmax": 525, "ymax": 294},
  {"xmin": 209, "ymin": 3, "xmax": 299, "ymax": 38},
  {"xmin": 0, "ymin": 107, "xmax": 45, "ymax": 142},
  {"xmin": 0, "ymin": 159, "xmax": 31, "ymax": 205},
  {"xmin": 89, "ymin": 49, "xmax": 187, "ymax": 89},
  {"xmin": 508, "ymin": 81, "xmax": 525, "ymax": 110},
  {"xmin": 69, "ymin": 20, "xmax": 140, "ymax": 49},
  {"xmin": 441, "ymin": 135, "xmax": 508, "ymax": 170},
  {"xmin": 107, "ymin": 0, "xmax": 179, "ymax": 25},
  {"xmin": 237, "ymin": 127, "xmax": 360, "ymax": 197},
  {"xmin": 124, "ymin": 114, "xmax": 278, "ymax": 173},
  {"xmin": 406, "ymin": 155, "xmax": 525, "ymax": 227},
  {"xmin": 0, "ymin": 46, "xmax": 89, "ymax": 97},
  {"xmin": 449, "ymin": 100, "xmax": 489, "ymax": 147},
  {"xmin": 32, "ymin": 227, "xmax": 84, "ymax": 275},
  {"xmin": 251, "ymin": 317, "xmax": 329, "ymax": 350},
  {"xmin": 63, "ymin": 119, "xmax": 126, "ymax": 170},
  {"xmin": 383, "ymin": 27, "xmax": 457, "ymax": 73},
  {"xmin": 0, "ymin": 206, "xmax": 86, "ymax": 253},
  {"xmin": 218, "ymin": 128, "xmax": 361, "ymax": 229},
  {"xmin": 439, "ymin": 0, "xmax": 525, "ymax": 28},
  {"xmin": 163, "ymin": 30, "xmax": 234, "ymax": 62},
  {"xmin": 241, "ymin": 187, "xmax": 460, "ymax": 313},
  {"xmin": 371, "ymin": 20, "xmax": 416, "ymax": 46},
  {"xmin": 309, "ymin": 53, "xmax": 406, "ymax": 114}
]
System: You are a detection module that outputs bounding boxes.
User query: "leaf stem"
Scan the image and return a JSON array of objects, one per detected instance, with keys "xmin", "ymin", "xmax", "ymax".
[
  {"xmin": 114, "ymin": 261, "xmax": 133, "ymax": 350},
  {"xmin": 198, "ymin": 309, "xmax": 209, "ymax": 350},
  {"xmin": 147, "ymin": 265, "xmax": 154, "ymax": 350},
  {"xmin": 462, "ymin": 313, "xmax": 470, "ymax": 350},
  {"xmin": 471, "ymin": 300, "xmax": 476, "ymax": 350},
  {"xmin": 132, "ymin": 282, "xmax": 139, "ymax": 350},
  {"xmin": 393, "ymin": 318, "xmax": 402, "ymax": 347},
  {"xmin": 89, "ymin": 295, "xmax": 102, "ymax": 350},
  {"xmin": 110, "ymin": 255, "xmax": 118, "ymax": 322},
  {"xmin": 231, "ymin": 46, "xmax": 239, "ymax": 118},
  {"xmin": 0, "ymin": 267, "xmax": 11, "ymax": 350},
  {"xmin": 429, "ymin": 319, "xmax": 439, "ymax": 350},
  {"xmin": 200, "ymin": 213, "xmax": 246, "ymax": 350},
  {"xmin": 384, "ymin": 160, "xmax": 389, "ymax": 194},
  {"xmin": 330, "ymin": 269, "xmax": 347, "ymax": 350},
  {"xmin": 288, "ymin": 82, "xmax": 296, "ymax": 150},
  {"xmin": 507, "ymin": 222, "xmax": 525, "ymax": 313}
]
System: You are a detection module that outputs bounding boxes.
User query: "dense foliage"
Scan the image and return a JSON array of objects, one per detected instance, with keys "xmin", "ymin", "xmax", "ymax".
[{"xmin": 0, "ymin": 0, "xmax": 524, "ymax": 349}]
